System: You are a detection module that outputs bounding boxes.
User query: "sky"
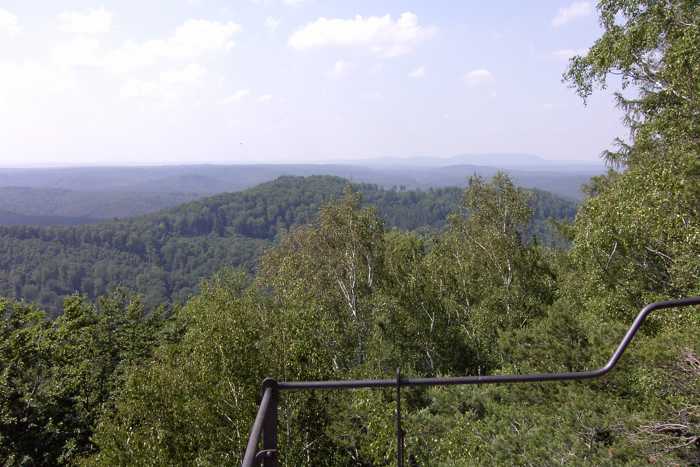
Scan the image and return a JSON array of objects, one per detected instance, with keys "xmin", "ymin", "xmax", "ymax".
[{"xmin": 0, "ymin": 0, "xmax": 626, "ymax": 167}]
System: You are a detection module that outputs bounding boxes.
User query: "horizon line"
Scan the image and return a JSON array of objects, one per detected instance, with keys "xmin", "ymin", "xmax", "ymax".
[{"xmin": 0, "ymin": 154, "xmax": 605, "ymax": 170}]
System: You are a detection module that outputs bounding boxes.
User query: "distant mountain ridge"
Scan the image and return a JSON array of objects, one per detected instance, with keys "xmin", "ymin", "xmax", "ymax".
[
  {"xmin": 341, "ymin": 153, "xmax": 605, "ymax": 171},
  {"xmin": 0, "ymin": 159, "xmax": 602, "ymax": 215},
  {"xmin": 0, "ymin": 158, "xmax": 597, "ymax": 227}
]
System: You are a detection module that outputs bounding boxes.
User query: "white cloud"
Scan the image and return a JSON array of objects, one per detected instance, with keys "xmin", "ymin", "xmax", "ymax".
[
  {"xmin": 161, "ymin": 64, "xmax": 207, "ymax": 85},
  {"xmin": 329, "ymin": 60, "xmax": 352, "ymax": 78},
  {"xmin": 288, "ymin": 12, "xmax": 436, "ymax": 58},
  {"xmin": 265, "ymin": 17, "xmax": 281, "ymax": 32},
  {"xmin": 551, "ymin": 48, "xmax": 588, "ymax": 59},
  {"xmin": 58, "ymin": 8, "xmax": 113, "ymax": 35},
  {"xmin": 47, "ymin": 19, "xmax": 240, "ymax": 73},
  {"xmin": 464, "ymin": 69, "xmax": 493, "ymax": 87},
  {"xmin": 51, "ymin": 37, "xmax": 102, "ymax": 67},
  {"xmin": 0, "ymin": 8, "xmax": 20, "ymax": 36},
  {"xmin": 283, "ymin": 0, "xmax": 307, "ymax": 5},
  {"xmin": 408, "ymin": 66, "xmax": 425, "ymax": 79},
  {"xmin": 3, "ymin": 17, "xmax": 239, "ymax": 110},
  {"xmin": 0, "ymin": 61, "xmax": 74, "ymax": 106},
  {"xmin": 552, "ymin": 2, "xmax": 592, "ymax": 27},
  {"xmin": 104, "ymin": 19, "xmax": 241, "ymax": 73},
  {"xmin": 222, "ymin": 90, "xmax": 273, "ymax": 104},
  {"xmin": 120, "ymin": 80, "xmax": 161, "ymax": 99},
  {"xmin": 120, "ymin": 63, "xmax": 206, "ymax": 100},
  {"xmin": 221, "ymin": 89, "xmax": 251, "ymax": 104}
]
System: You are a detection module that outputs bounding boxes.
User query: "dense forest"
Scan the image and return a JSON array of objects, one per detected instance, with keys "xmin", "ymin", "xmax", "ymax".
[
  {"xmin": 0, "ymin": 209, "xmax": 101, "ymax": 227},
  {"xmin": 1, "ymin": 1, "xmax": 699, "ymax": 465},
  {"xmin": 0, "ymin": 176, "xmax": 575, "ymax": 315},
  {"xmin": 0, "ymin": 187, "xmax": 201, "ymax": 222}
]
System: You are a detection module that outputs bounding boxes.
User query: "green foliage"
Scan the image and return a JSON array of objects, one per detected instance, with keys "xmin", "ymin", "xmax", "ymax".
[
  {"xmin": 89, "ymin": 271, "xmax": 265, "ymax": 465},
  {"xmin": 570, "ymin": 148, "xmax": 700, "ymax": 320},
  {"xmin": 564, "ymin": 0, "xmax": 700, "ymax": 167},
  {"xmin": 398, "ymin": 299, "xmax": 699, "ymax": 466},
  {"xmin": 259, "ymin": 188, "xmax": 386, "ymax": 372},
  {"xmin": 425, "ymin": 174, "xmax": 558, "ymax": 370},
  {"xmin": 0, "ymin": 176, "xmax": 575, "ymax": 315},
  {"xmin": 85, "ymin": 175, "xmax": 575, "ymax": 465},
  {"xmin": 564, "ymin": 0, "xmax": 700, "ymax": 318},
  {"xmin": 89, "ymin": 269, "xmax": 346, "ymax": 466},
  {"xmin": 3, "ymin": 5, "xmax": 700, "ymax": 459},
  {"xmin": 0, "ymin": 187, "xmax": 200, "ymax": 224},
  {"xmin": 0, "ymin": 292, "xmax": 164, "ymax": 465},
  {"xmin": 1, "ymin": 165, "xmax": 697, "ymax": 465}
]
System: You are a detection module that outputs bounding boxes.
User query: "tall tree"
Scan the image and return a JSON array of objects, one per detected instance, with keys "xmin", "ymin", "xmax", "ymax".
[
  {"xmin": 564, "ymin": 0, "xmax": 700, "ymax": 167},
  {"xmin": 564, "ymin": 0, "xmax": 700, "ymax": 318},
  {"xmin": 259, "ymin": 187, "xmax": 385, "ymax": 371},
  {"xmin": 426, "ymin": 173, "xmax": 557, "ymax": 371}
]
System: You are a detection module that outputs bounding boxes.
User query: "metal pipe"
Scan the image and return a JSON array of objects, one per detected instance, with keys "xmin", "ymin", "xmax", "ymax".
[
  {"xmin": 396, "ymin": 368, "xmax": 404, "ymax": 467},
  {"xmin": 241, "ymin": 296, "xmax": 700, "ymax": 464},
  {"xmin": 242, "ymin": 386, "xmax": 273, "ymax": 467},
  {"xmin": 277, "ymin": 297, "xmax": 700, "ymax": 391},
  {"xmin": 262, "ymin": 379, "xmax": 279, "ymax": 467}
]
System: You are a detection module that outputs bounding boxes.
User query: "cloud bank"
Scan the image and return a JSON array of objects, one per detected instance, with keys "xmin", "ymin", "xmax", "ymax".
[{"xmin": 289, "ymin": 12, "xmax": 435, "ymax": 58}]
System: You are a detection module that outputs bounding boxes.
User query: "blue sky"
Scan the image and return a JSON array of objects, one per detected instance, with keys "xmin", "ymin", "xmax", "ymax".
[{"xmin": 0, "ymin": 1, "xmax": 625, "ymax": 166}]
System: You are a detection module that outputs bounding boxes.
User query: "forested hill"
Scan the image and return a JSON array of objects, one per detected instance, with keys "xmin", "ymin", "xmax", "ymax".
[
  {"xmin": 0, "ymin": 209, "xmax": 99, "ymax": 227},
  {"xmin": 0, "ymin": 176, "xmax": 576, "ymax": 315},
  {"xmin": 0, "ymin": 186, "xmax": 201, "ymax": 222}
]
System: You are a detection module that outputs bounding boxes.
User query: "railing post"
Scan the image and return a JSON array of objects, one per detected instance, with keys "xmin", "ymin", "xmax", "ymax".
[
  {"xmin": 261, "ymin": 378, "xmax": 279, "ymax": 467},
  {"xmin": 396, "ymin": 367, "xmax": 404, "ymax": 467}
]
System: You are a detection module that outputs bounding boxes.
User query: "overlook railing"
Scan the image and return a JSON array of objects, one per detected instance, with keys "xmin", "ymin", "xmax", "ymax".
[{"xmin": 242, "ymin": 297, "xmax": 700, "ymax": 467}]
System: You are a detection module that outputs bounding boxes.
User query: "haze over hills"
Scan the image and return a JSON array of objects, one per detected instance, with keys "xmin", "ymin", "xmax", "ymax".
[
  {"xmin": 349, "ymin": 153, "xmax": 605, "ymax": 171},
  {"xmin": 0, "ymin": 156, "xmax": 601, "ymax": 226},
  {"xmin": 0, "ymin": 187, "xmax": 201, "ymax": 220},
  {"xmin": 0, "ymin": 209, "xmax": 100, "ymax": 227}
]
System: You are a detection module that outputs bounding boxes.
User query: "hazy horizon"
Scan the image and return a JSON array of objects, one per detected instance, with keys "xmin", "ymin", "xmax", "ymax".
[
  {"xmin": 0, "ymin": 152, "xmax": 608, "ymax": 170},
  {"xmin": 1, "ymin": 1, "xmax": 624, "ymax": 166}
]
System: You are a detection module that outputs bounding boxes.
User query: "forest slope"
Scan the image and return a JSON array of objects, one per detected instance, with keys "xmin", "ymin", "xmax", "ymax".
[
  {"xmin": 0, "ymin": 187, "xmax": 201, "ymax": 223},
  {"xmin": 0, "ymin": 176, "xmax": 576, "ymax": 315}
]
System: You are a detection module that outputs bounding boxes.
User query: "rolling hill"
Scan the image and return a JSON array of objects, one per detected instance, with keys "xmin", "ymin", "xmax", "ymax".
[
  {"xmin": 0, "ymin": 187, "xmax": 201, "ymax": 221},
  {"xmin": 0, "ymin": 176, "xmax": 576, "ymax": 315}
]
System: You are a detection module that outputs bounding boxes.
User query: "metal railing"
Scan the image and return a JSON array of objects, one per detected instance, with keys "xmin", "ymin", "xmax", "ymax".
[{"xmin": 242, "ymin": 296, "xmax": 700, "ymax": 466}]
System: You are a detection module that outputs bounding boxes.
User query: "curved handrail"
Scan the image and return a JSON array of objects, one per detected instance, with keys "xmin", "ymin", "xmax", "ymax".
[
  {"xmin": 278, "ymin": 297, "xmax": 700, "ymax": 389},
  {"xmin": 242, "ymin": 296, "xmax": 700, "ymax": 466}
]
